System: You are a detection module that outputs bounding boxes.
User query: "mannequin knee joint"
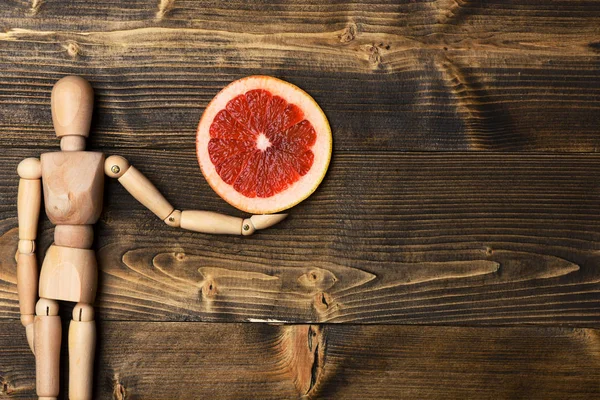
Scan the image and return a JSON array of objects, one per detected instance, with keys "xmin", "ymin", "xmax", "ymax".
[
  {"xmin": 73, "ymin": 303, "xmax": 94, "ymax": 322},
  {"xmin": 35, "ymin": 298, "xmax": 59, "ymax": 316}
]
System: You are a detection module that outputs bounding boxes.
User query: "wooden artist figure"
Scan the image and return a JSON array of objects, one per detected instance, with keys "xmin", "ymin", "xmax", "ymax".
[{"xmin": 16, "ymin": 76, "xmax": 286, "ymax": 400}]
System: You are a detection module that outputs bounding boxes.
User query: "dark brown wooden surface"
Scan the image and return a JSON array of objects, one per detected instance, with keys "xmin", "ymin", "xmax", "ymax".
[
  {"xmin": 0, "ymin": 0, "xmax": 600, "ymax": 151},
  {"xmin": 3, "ymin": 149, "xmax": 600, "ymax": 326},
  {"xmin": 1, "ymin": 0, "xmax": 600, "ymax": 398},
  {"xmin": 1, "ymin": 321, "xmax": 599, "ymax": 399}
]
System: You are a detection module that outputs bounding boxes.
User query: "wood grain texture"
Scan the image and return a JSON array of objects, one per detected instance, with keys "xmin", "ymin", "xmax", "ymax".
[
  {"xmin": 0, "ymin": 321, "xmax": 598, "ymax": 399},
  {"xmin": 2, "ymin": 148, "xmax": 600, "ymax": 325},
  {"xmin": 0, "ymin": 0, "xmax": 599, "ymax": 151},
  {"xmin": 2, "ymin": 1, "xmax": 600, "ymax": 397}
]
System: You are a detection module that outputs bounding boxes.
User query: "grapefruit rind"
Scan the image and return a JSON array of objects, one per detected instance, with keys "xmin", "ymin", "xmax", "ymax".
[{"xmin": 197, "ymin": 76, "xmax": 332, "ymax": 214}]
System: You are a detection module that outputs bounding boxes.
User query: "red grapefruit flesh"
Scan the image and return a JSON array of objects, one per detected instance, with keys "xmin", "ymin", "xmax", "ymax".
[{"xmin": 197, "ymin": 76, "xmax": 332, "ymax": 214}]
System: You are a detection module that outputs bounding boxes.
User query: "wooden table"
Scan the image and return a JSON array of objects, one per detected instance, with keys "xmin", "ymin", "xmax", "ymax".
[{"xmin": 1, "ymin": 1, "xmax": 599, "ymax": 399}]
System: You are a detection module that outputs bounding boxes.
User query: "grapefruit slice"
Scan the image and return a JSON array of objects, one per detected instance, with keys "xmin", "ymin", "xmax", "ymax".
[{"xmin": 196, "ymin": 76, "xmax": 332, "ymax": 214}]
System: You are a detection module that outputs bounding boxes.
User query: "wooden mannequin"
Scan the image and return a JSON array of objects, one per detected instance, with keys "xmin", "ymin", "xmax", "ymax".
[{"xmin": 16, "ymin": 76, "xmax": 287, "ymax": 400}]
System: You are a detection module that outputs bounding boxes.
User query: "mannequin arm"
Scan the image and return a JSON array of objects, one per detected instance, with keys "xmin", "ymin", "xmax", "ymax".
[
  {"xmin": 104, "ymin": 156, "xmax": 287, "ymax": 235},
  {"xmin": 16, "ymin": 158, "xmax": 42, "ymax": 353}
]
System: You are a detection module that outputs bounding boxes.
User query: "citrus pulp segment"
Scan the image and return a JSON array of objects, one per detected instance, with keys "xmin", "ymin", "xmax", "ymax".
[{"xmin": 197, "ymin": 76, "xmax": 332, "ymax": 214}]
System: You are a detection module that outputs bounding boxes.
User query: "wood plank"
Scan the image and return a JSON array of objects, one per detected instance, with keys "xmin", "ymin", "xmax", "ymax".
[
  {"xmin": 2, "ymin": 1, "xmax": 599, "ymax": 398},
  {"xmin": 1, "ymin": 149, "xmax": 600, "ymax": 325},
  {"xmin": 0, "ymin": 1, "xmax": 599, "ymax": 151},
  {"xmin": 1, "ymin": 321, "xmax": 598, "ymax": 399}
]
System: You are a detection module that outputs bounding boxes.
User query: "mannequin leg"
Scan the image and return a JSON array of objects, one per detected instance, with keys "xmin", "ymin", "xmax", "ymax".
[
  {"xmin": 68, "ymin": 303, "xmax": 96, "ymax": 400},
  {"xmin": 34, "ymin": 298, "xmax": 61, "ymax": 400}
]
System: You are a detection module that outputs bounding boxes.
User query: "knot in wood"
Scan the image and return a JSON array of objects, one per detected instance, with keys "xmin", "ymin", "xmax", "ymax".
[
  {"xmin": 309, "ymin": 270, "xmax": 320, "ymax": 282},
  {"xmin": 65, "ymin": 41, "xmax": 81, "ymax": 58},
  {"xmin": 30, "ymin": 0, "xmax": 43, "ymax": 15},
  {"xmin": 313, "ymin": 292, "xmax": 332, "ymax": 314},
  {"xmin": 202, "ymin": 279, "xmax": 218, "ymax": 299},
  {"xmin": 339, "ymin": 23, "xmax": 357, "ymax": 43},
  {"xmin": 367, "ymin": 44, "xmax": 383, "ymax": 68},
  {"xmin": 1, "ymin": 379, "xmax": 11, "ymax": 395},
  {"xmin": 156, "ymin": 0, "xmax": 175, "ymax": 19},
  {"xmin": 112, "ymin": 374, "xmax": 127, "ymax": 400},
  {"xmin": 298, "ymin": 268, "xmax": 338, "ymax": 293},
  {"xmin": 278, "ymin": 325, "xmax": 326, "ymax": 396}
]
